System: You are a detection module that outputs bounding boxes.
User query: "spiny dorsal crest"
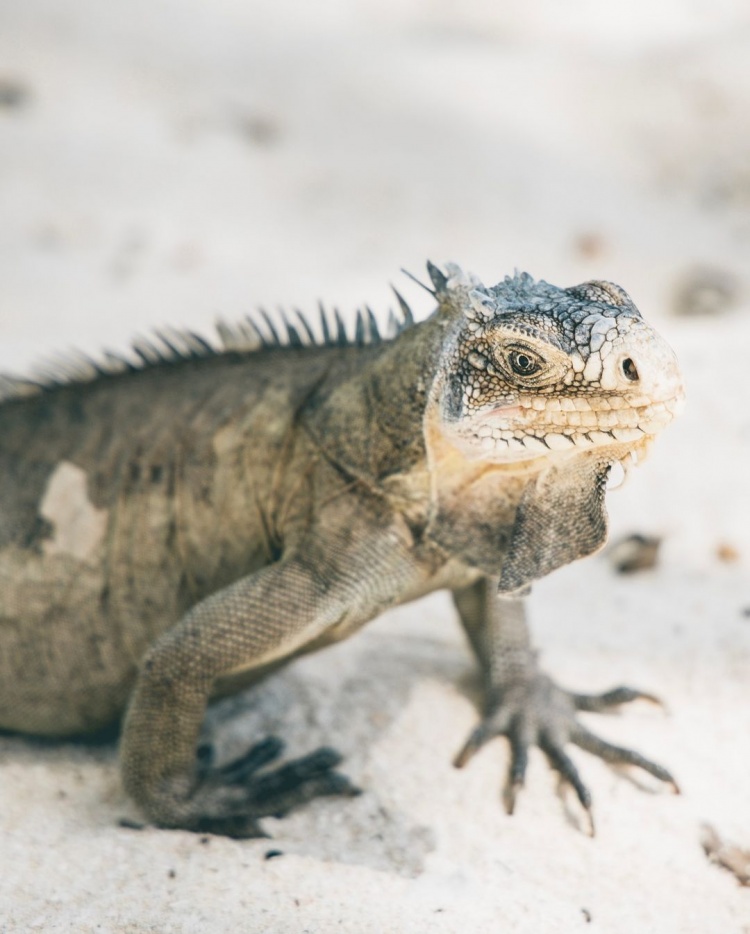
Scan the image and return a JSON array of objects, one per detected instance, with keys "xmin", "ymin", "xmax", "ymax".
[
  {"xmin": 0, "ymin": 293, "xmax": 417, "ymax": 403},
  {"xmin": 425, "ymin": 260, "xmax": 493, "ymax": 326},
  {"xmin": 427, "ymin": 260, "xmax": 524, "ymax": 328}
]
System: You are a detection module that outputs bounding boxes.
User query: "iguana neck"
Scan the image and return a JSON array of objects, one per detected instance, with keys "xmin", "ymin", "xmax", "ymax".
[
  {"xmin": 421, "ymin": 398, "xmax": 613, "ymax": 589},
  {"xmin": 302, "ymin": 311, "xmax": 613, "ymax": 591},
  {"xmin": 302, "ymin": 311, "xmax": 454, "ymax": 484}
]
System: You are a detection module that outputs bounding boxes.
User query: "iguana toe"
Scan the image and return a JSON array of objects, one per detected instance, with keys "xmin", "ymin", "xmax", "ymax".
[
  {"xmin": 570, "ymin": 686, "xmax": 665, "ymax": 713},
  {"xmin": 217, "ymin": 736, "xmax": 287, "ymax": 783},
  {"xmin": 146, "ymin": 741, "xmax": 360, "ymax": 837},
  {"xmin": 569, "ymin": 723, "xmax": 679, "ymax": 792}
]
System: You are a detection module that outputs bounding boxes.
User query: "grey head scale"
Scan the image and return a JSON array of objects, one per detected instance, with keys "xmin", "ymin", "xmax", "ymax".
[{"xmin": 428, "ymin": 260, "xmax": 685, "ymax": 473}]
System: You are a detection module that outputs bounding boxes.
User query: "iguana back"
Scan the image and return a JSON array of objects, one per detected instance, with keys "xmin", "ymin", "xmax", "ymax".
[{"xmin": 0, "ymin": 341, "xmax": 375, "ymax": 734}]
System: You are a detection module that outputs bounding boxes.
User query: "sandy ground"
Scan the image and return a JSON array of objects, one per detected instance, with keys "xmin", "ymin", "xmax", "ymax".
[{"xmin": 1, "ymin": 2, "xmax": 750, "ymax": 931}]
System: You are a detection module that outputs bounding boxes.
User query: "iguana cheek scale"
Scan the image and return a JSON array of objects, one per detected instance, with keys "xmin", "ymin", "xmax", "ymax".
[{"xmin": 0, "ymin": 261, "xmax": 684, "ymax": 837}]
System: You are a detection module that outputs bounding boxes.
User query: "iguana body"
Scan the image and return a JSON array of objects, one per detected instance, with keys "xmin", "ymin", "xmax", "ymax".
[{"xmin": 0, "ymin": 264, "xmax": 684, "ymax": 835}]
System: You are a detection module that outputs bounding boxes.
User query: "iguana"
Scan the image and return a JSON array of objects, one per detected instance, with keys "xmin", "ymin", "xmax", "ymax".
[{"xmin": 0, "ymin": 263, "xmax": 685, "ymax": 837}]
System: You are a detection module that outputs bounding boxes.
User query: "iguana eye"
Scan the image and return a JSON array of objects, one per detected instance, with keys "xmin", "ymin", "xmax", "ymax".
[{"xmin": 508, "ymin": 349, "xmax": 541, "ymax": 376}]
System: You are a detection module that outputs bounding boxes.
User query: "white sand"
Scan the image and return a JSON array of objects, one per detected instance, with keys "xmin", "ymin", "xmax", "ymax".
[{"xmin": 1, "ymin": 2, "xmax": 749, "ymax": 931}]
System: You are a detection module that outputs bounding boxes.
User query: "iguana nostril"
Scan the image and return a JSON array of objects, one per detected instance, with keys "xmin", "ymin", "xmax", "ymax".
[{"xmin": 621, "ymin": 357, "xmax": 639, "ymax": 382}]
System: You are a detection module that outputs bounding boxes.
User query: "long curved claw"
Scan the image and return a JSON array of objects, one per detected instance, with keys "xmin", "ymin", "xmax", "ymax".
[
  {"xmin": 245, "ymin": 747, "xmax": 343, "ymax": 802},
  {"xmin": 571, "ymin": 686, "xmax": 664, "ymax": 713},
  {"xmin": 539, "ymin": 732, "xmax": 595, "ymax": 836},
  {"xmin": 256, "ymin": 770, "xmax": 362, "ymax": 820},
  {"xmin": 453, "ymin": 723, "xmax": 491, "ymax": 769},
  {"xmin": 539, "ymin": 733, "xmax": 593, "ymax": 811},
  {"xmin": 454, "ymin": 703, "xmax": 513, "ymax": 769},
  {"xmin": 571, "ymin": 724, "xmax": 680, "ymax": 793}
]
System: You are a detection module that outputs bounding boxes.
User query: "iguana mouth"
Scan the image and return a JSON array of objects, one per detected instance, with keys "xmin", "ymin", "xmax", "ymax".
[
  {"xmin": 453, "ymin": 380, "xmax": 686, "ymax": 465},
  {"xmin": 597, "ymin": 432, "xmax": 658, "ymax": 490}
]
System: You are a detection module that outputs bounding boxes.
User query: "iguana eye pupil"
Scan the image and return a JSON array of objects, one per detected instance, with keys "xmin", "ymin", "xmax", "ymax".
[{"xmin": 509, "ymin": 350, "xmax": 539, "ymax": 376}]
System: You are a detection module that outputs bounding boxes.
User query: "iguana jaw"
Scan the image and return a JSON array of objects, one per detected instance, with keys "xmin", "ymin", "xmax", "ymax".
[
  {"xmin": 425, "ymin": 407, "xmax": 658, "ymax": 491},
  {"xmin": 445, "ymin": 380, "xmax": 685, "ymax": 465}
]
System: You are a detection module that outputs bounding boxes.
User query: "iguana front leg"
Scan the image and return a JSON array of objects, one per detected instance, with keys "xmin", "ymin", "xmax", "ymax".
[
  {"xmin": 451, "ymin": 578, "xmax": 678, "ymax": 832},
  {"xmin": 121, "ymin": 525, "xmax": 418, "ymax": 837}
]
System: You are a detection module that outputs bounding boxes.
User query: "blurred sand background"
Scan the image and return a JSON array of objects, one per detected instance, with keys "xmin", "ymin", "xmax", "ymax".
[{"xmin": 1, "ymin": 1, "xmax": 749, "ymax": 931}]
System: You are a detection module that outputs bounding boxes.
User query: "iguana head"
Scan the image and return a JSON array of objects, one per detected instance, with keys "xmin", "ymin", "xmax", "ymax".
[{"xmin": 430, "ymin": 262, "xmax": 685, "ymax": 475}]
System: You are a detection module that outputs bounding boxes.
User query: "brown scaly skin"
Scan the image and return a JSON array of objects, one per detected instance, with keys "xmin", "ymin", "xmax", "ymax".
[{"xmin": 0, "ymin": 263, "xmax": 684, "ymax": 836}]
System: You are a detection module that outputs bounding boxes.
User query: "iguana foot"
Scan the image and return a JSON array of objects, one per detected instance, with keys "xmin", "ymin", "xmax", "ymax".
[
  {"xmin": 177, "ymin": 737, "xmax": 360, "ymax": 838},
  {"xmin": 454, "ymin": 674, "xmax": 678, "ymax": 834}
]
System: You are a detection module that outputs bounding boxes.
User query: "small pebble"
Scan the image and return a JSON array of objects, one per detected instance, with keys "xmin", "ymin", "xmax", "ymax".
[
  {"xmin": 264, "ymin": 849, "xmax": 284, "ymax": 860},
  {"xmin": 701, "ymin": 824, "xmax": 750, "ymax": 886},
  {"xmin": 574, "ymin": 233, "xmax": 607, "ymax": 260},
  {"xmin": 607, "ymin": 533, "xmax": 661, "ymax": 574},
  {"xmin": 237, "ymin": 114, "xmax": 280, "ymax": 146},
  {"xmin": 0, "ymin": 77, "xmax": 29, "ymax": 109},
  {"xmin": 672, "ymin": 265, "xmax": 739, "ymax": 317},
  {"xmin": 716, "ymin": 542, "xmax": 740, "ymax": 563}
]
